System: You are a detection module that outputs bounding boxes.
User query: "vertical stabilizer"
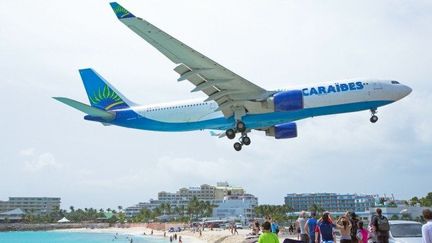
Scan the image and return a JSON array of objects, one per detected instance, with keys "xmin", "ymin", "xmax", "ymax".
[{"xmin": 79, "ymin": 68, "xmax": 135, "ymax": 111}]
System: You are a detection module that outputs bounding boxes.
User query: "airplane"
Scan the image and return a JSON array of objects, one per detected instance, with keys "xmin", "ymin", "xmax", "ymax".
[{"xmin": 54, "ymin": 2, "xmax": 412, "ymax": 151}]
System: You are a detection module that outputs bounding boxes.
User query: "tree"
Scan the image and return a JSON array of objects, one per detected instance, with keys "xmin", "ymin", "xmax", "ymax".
[
  {"xmin": 118, "ymin": 212, "xmax": 126, "ymax": 224},
  {"xmin": 309, "ymin": 204, "xmax": 325, "ymax": 213},
  {"xmin": 410, "ymin": 193, "xmax": 432, "ymax": 207},
  {"xmin": 254, "ymin": 204, "xmax": 292, "ymax": 223},
  {"xmin": 166, "ymin": 203, "xmax": 172, "ymax": 215}
]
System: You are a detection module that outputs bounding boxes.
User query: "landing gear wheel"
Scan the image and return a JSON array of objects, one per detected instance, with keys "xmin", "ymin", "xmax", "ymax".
[
  {"xmin": 236, "ymin": 121, "xmax": 246, "ymax": 133},
  {"xmin": 241, "ymin": 136, "xmax": 251, "ymax": 146},
  {"xmin": 370, "ymin": 115, "xmax": 378, "ymax": 123},
  {"xmin": 233, "ymin": 142, "xmax": 242, "ymax": 151},
  {"xmin": 225, "ymin": 129, "xmax": 236, "ymax": 139}
]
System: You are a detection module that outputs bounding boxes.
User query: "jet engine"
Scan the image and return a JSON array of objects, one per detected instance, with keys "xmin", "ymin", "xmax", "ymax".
[
  {"xmin": 265, "ymin": 122, "xmax": 298, "ymax": 139},
  {"xmin": 267, "ymin": 90, "xmax": 304, "ymax": 112}
]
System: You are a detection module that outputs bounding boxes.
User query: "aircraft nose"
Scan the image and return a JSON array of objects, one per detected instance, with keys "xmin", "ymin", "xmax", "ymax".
[
  {"xmin": 400, "ymin": 85, "xmax": 412, "ymax": 98},
  {"xmin": 403, "ymin": 85, "xmax": 412, "ymax": 96}
]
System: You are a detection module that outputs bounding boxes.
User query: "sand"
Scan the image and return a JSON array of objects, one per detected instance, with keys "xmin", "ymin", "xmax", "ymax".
[{"xmin": 57, "ymin": 226, "xmax": 291, "ymax": 243}]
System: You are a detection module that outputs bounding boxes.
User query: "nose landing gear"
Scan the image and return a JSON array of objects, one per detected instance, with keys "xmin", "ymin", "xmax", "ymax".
[{"xmin": 370, "ymin": 109, "xmax": 378, "ymax": 123}]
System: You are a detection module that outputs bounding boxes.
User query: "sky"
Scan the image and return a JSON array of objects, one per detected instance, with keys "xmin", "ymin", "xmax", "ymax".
[{"xmin": 1, "ymin": 0, "xmax": 431, "ymax": 210}]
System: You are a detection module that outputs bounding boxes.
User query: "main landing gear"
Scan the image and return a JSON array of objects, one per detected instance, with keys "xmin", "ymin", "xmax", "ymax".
[
  {"xmin": 370, "ymin": 109, "xmax": 378, "ymax": 123},
  {"xmin": 226, "ymin": 121, "xmax": 251, "ymax": 151}
]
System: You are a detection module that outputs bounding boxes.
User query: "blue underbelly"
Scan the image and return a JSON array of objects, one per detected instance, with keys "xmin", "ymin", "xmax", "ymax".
[{"xmin": 111, "ymin": 100, "xmax": 393, "ymax": 132}]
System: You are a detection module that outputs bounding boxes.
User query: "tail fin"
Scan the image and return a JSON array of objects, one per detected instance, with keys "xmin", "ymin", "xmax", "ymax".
[{"xmin": 79, "ymin": 68, "xmax": 135, "ymax": 111}]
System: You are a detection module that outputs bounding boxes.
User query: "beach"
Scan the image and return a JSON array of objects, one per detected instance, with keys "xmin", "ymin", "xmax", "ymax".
[{"xmin": 57, "ymin": 226, "xmax": 290, "ymax": 243}]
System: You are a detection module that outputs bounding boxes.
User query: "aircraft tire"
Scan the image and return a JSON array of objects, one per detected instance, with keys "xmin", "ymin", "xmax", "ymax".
[
  {"xmin": 234, "ymin": 142, "xmax": 242, "ymax": 151},
  {"xmin": 226, "ymin": 129, "xmax": 236, "ymax": 139},
  {"xmin": 242, "ymin": 136, "xmax": 251, "ymax": 146},
  {"xmin": 370, "ymin": 115, "xmax": 378, "ymax": 123}
]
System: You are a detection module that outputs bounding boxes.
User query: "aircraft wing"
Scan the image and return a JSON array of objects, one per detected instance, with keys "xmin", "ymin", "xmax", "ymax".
[{"xmin": 110, "ymin": 2, "xmax": 270, "ymax": 117}]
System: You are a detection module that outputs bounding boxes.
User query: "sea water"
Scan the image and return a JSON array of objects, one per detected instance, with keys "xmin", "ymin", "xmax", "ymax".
[{"xmin": 0, "ymin": 231, "xmax": 168, "ymax": 243}]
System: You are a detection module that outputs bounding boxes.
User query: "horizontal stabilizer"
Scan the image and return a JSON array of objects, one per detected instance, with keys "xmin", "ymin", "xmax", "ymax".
[
  {"xmin": 53, "ymin": 97, "xmax": 115, "ymax": 120},
  {"xmin": 209, "ymin": 131, "xmax": 226, "ymax": 138}
]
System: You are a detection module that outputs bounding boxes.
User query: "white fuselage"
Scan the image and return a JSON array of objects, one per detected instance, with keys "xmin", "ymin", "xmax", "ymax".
[{"xmin": 121, "ymin": 79, "xmax": 410, "ymax": 129}]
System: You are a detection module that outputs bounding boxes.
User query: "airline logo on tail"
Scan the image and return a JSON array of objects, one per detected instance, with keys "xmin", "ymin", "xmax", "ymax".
[
  {"xmin": 110, "ymin": 2, "xmax": 135, "ymax": 19},
  {"xmin": 89, "ymin": 85, "xmax": 127, "ymax": 110}
]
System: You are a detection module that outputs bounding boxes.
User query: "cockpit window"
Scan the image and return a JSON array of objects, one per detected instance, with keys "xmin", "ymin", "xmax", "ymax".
[{"xmin": 391, "ymin": 81, "xmax": 400, "ymax": 84}]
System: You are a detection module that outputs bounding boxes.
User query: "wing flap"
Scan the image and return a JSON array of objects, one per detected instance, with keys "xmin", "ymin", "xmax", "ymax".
[{"xmin": 53, "ymin": 97, "xmax": 115, "ymax": 120}]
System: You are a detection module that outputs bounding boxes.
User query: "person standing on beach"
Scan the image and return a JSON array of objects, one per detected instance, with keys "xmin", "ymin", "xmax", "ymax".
[
  {"xmin": 271, "ymin": 220, "xmax": 279, "ymax": 235},
  {"xmin": 315, "ymin": 212, "xmax": 335, "ymax": 243},
  {"xmin": 336, "ymin": 215, "xmax": 352, "ymax": 243},
  {"xmin": 357, "ymin": 221, "xmax": 368, "ymax": 243},
  {"xmin": 296, "ymin": 211, "xmax": 308, "ymax": 242},
  {"xmin": 253, "ymin": 220, "xmax": 261, "ymax": 235},
  {"xmin": 305, "ymin": 211, "xmax": 318, "ymax": 243},
  {"xmin": 350, "ymin": 212, "xmax": 360, "ymax": 243},
  {"xmin": 368, "ymin": 225, "xmax": 378, "ymax": 243},
  {"xmin": 422, "ymin": 209, "xmax": 432, "ymax": 243},
  {"xmin": 370, "ymin": 208, "xmax": 390, "ymax": 243},
  {"xmin": 259, "ymin": 221, "xmax": 280, "ymax": 243}
]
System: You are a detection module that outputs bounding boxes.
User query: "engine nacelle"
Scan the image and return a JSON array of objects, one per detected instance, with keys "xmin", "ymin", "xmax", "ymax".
[
  {"xmin": 270, "ymin": 90, "xmax": 304, "ymax": 112},
  {"xmin": 265, "ymin": 122, "xmax": 298, "ymax": 139}
]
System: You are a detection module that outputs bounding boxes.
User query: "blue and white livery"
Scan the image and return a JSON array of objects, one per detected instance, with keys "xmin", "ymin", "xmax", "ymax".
[{"xmin": 54, "ymin": 3, "xmax": 412, "ymax": 151}]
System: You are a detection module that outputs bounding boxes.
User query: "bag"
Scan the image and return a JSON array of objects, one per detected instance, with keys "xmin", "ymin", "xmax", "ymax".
[
  {"xmin": 377, "ymin": 216, "xmax": 390, "ymax": 231},
  {"xmin": 356, "ymin": 230, "xmax": 363, "ymax": 241}
]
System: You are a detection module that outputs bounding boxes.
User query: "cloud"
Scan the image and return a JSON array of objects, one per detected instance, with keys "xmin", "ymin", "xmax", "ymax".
[
  {"xmin": 20, "ymin": 148, "xmax": 62, "ymax": 172},
  {"xmin": 19, "ymin": 148, "xmax": 35, "ymax": 156}
]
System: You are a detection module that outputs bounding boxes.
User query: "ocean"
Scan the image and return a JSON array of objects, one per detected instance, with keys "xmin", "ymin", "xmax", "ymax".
[{"xmin": 0, "ymin": 231, "xmax": 168, "ymax": 243}]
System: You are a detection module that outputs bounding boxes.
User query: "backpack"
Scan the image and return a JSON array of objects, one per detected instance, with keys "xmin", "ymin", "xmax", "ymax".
[{"xmin": 377, "ymin": 216, "xmax": 390, "ymax": 231}]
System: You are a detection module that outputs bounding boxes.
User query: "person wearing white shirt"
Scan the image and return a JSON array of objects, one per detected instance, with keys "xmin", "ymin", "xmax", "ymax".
[{"xmin": 423, "ymin": 209, "xmax": 432, "ymax": 243}]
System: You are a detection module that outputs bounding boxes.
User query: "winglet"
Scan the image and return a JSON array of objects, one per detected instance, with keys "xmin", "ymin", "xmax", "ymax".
[{"xmin": 109, "ymin": 2, "xmax": 135, "ymax": 19}]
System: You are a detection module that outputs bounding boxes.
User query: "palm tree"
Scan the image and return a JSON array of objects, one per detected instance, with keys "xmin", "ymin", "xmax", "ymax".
[
  {"xmin": 166, "ymin": 204, "xmax": 172, "ymax": 215},
  {"xmin": 69, "ymin": 206, "xmax": 75, "ymax": 213},
  {"xmin": 179, "ymin": 205, "xmax": 185, "ymax": 217},
  {"xmin": 118, "ymin": 206, "xmax": 123, "ymax": 212},
  {"xmin": 309, "ymin": 204, "xmax": 325, "ymax": 213}
]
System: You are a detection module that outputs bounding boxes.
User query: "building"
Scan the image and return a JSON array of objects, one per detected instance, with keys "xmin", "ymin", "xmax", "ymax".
[
  {"xmin": 125, "ymin": 182, "xmax": 251, "ymax": 218},
  {"xmin": 215, "ymin": 182, "xmax": 245, "ymax": 199},
  {"xmin": 284, "ymin": 193, "xmax": 376, "ymax": 212},
  {"xmin": 0, "ymin": 197, "xmax": 61, "ymax": 215},
  {"xmin": 212, "ymin": 194, "xmax": 258, "ymax": 223},
  {"xmin": 125, "ymin": 199, "xmax": 170, "ymax": 218},
  {"xmin": 0, "ymin": 208, "xmax": 26, "ymax": 222}
]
